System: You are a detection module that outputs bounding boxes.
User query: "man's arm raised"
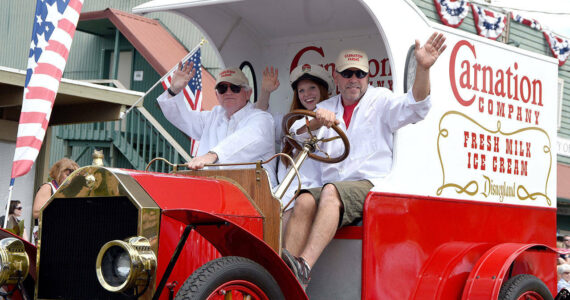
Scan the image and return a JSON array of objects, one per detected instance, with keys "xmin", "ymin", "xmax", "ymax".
[
  {"xmin": 412, "ymin": 32, "xmax": 447, "ymax": 102},
  {"xmin": 168, "ymin": 61, "xmax": 196, "ymax": 97}
]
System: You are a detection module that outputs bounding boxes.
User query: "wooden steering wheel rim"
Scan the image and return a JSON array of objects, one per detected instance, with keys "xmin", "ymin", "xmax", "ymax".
[{"xmin": 282, "ymin": 109, "xmax": 350, "ymax": 163}]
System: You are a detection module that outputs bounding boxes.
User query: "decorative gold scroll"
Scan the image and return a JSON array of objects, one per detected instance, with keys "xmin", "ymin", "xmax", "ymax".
[{"xmin": 436, "ymin": 111, "xmax": 552, "ymax": 205}]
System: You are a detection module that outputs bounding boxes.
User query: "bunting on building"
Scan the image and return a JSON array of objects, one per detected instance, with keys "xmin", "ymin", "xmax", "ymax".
[
  {"xmin": 543, "ymin": 31, "xmax": 570, "ymax": 66},
  {"xmin": 510, "ymin": 12, "xmax": 542, "ymax": 31},
  {"xmin": 433, "ymin": 0, "xmax": 469, "ymax": 28},
  {"xmin": 471, "ymin": 3, "xmax": 507, "ymax": 40}
]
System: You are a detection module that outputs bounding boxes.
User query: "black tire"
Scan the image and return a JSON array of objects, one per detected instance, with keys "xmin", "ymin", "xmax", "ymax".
[
  {"xmin": 175, "ymin": 256, "xmax": 285, "ymax": 300},
  {"xmin": 498, "ymin": 274, "xmax": 553, "ymax": 300}
]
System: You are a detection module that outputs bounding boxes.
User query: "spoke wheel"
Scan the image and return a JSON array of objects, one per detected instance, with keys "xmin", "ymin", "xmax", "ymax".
[
  {"xmin": 498, "ymin": 274, "xmax": 553, "ymax": 300},
  {"xmin": 517, "ymin": 290, "xmax": 544, "ymax": 300},
  {"xmin": 208, "ymin": 280, "xmax": 268, "ymax": 300},
  {"xmin": 175, "ymin": 256, "xmax": 284, "ymax": 300}
]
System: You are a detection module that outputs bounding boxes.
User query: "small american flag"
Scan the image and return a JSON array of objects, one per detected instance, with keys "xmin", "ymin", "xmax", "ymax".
[
  {"xmin": 161, "ymin": 48, "xmax": 203, "ymax": 156},
  {"xmin": 11, "ymin": 0, "xmax": 84, "ymax": 179}
]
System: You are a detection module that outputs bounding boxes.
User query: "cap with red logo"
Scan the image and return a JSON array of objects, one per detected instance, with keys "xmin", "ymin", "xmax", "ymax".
[
  {"xmin": 215, "ymin": 67, "xmax": 249, "ymax": 87},
  {"xmin": 289, "ymin": 64, "xmax": 335, "ymax": 95},
  {"xmin": 335, "ymin": 49, "xmax": 369, "ymax": 73}
]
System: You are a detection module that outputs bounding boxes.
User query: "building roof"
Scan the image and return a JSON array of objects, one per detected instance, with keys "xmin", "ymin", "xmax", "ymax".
[
  {"xmin": 78, "ymin": 8, "xmax": 217, "ymax": 110},
  {"xmin": 0, "ymin": 66, "xmax": 144, "ymax": 142}
]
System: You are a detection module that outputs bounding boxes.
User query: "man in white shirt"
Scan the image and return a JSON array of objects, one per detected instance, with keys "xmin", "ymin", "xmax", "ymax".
[
  {"xmin": 281, "ymin": 32, "xmax": 447, "ymax": 288},
  {"xmin": 157, "ymin": 64, "xmax": 277, "ymax": 185}
]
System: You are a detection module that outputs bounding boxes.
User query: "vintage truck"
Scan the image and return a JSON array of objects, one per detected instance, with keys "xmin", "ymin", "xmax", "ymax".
[{"xmin": 0, "ymin": 0, "xmax": 562, "ymax": 299}]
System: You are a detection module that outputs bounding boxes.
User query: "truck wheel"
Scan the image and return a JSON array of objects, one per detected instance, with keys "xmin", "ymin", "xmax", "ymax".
[
  {"xmin": 498, "ymin": 274, "xmax": 553, "ymax": 300},
  {"xmin": 175, "ymin": 256, "xmax": 284, "ymax": 300}
]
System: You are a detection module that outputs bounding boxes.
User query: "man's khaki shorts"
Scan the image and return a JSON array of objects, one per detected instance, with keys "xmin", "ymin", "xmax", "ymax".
[{"xmin": 302, "ymin": 180, "xmax": 373, "ymax": 227}]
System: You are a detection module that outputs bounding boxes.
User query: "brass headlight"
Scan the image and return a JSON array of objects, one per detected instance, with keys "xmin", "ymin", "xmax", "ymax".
[
  {"xmin": 96, "ymin": 236, "xmax": 156, "ymax": 293},
  {"xmin": 0, "ymin": 238, "xmax": 29, "ymax": 285}
]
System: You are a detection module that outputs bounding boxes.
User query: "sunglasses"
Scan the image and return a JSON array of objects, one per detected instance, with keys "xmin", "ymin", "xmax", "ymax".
[
  {"xmin": 216, "ymin": 83, "xmax": 242, "ymax": 94},
  {"xmin": 338, "ymin": 69, "xmax": 368, "ymax": 79},
  {"xmin": 15, "ymin": 207, "xmax": 22, "ymax": 210}
]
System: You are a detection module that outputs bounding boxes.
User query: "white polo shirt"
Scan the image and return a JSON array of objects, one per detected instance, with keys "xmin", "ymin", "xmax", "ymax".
[{"xmin": 157, "ymin": 91, "xmax": 277, "ymax": 186}]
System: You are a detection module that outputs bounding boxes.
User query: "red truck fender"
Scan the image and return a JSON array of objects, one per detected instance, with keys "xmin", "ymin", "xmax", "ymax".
[
  {"xmin": 163, "ymin": 209, "xmax": 308, "ymax": 300},
  {"xmin": 461, "ymin": 243, "xmax": 557, "ymax": 299},
  {"xmin": 410, "ymin": 242, "xmax": 492, "ymax": 299}
]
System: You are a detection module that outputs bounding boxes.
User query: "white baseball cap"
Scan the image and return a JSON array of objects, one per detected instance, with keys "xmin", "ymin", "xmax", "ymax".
[
  {"xmin": 335, "ymin": 49, "xmax": 369, "ymax": 73},
  {"xmin": 289, "ymin": 64, "xmax": 335, "ymax": 95},
  {"xmin": 215, "ymin": 67, "xmax": 249, "ymax": 87}
]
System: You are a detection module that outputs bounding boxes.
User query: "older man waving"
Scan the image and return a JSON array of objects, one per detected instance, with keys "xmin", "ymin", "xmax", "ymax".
[{"xmin": 157, "ymin": 63, "xmax": 277, "ymax": 185}]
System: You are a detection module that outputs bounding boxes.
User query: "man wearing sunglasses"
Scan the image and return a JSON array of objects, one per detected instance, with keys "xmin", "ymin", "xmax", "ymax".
[
  {"xmin": 281, "ymin": 32, "xmax": 447, "ymax": 288},
  {"xmin": 157, "ymin": 64, "xmax": 277, "ymax": 186}
]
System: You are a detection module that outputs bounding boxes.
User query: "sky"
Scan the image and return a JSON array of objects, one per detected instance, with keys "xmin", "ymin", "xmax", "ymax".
[{"xmin": 488, "ymin": 0, "xmax": 570, "ymax": 38}]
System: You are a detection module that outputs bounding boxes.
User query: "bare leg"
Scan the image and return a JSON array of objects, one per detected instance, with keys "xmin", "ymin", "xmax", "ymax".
[
  {"xmin": 281, "ymin": 208, "xmax": 292, "ymax": 240},
  {"xmin": 300, "ymin": 184, "xmax": 342, "ymax": 268},
  {"xmin": 283, "ymin": 193, "xmax": 317, "ymax": 256}
]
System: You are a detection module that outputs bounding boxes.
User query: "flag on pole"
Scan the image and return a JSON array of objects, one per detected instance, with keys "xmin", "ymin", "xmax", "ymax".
[
  {"xmin": 11, "ymin": 0, "xmax": 84, "ymax": 179},
  {"xmin": 160, "ymin": 48, "xmax": 203, "ymax": 156}
]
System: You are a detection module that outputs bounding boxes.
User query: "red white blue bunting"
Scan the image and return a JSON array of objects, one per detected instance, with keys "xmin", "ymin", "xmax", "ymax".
[
  {"xmin": 470, "ymin": 3, "xmax": 507, "ymax": 40},
  {"xmin": 510, "ymin": 12, "xmax": 542, "ymax": 31},
  {"xmin": 433, "ymin": 0, "xmax": 469, "ymax": 28},
  {"xmin": 543, "ymin": 31, "xmax": 570, "ymax": 66}
]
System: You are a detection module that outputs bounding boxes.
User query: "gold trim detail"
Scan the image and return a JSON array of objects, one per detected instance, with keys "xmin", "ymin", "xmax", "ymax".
[
  {"xmin": 436, "ymin": 111, "xmax": 552, "ymax": 205},
  {"xmin": 36, "ymin": 167, "xmax": 160, "ymax": 300}
]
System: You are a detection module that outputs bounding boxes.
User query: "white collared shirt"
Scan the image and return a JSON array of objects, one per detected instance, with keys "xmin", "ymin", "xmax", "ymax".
[
  {"xmin": 312, "ymin": 86, "xmax": 431, "ymax": 186},
  {"xmin": 157, "ymin": 91, "xmax": 277, "ymax": 186}
]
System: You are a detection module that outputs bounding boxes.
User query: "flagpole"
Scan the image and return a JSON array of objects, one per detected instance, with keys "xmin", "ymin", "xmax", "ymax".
[
  {"xmin": 3, "ymin": 179, "xmax": 15, "ymax": 228},
  {"xmin": 121, "ymin": 38, "xmax": 207, "ymax": 119}
]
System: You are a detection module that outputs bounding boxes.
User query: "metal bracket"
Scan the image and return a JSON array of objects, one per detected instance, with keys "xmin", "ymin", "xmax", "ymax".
[{"xmin": 255, "ymin": 161, "xmax": 262, "ymax": 181}]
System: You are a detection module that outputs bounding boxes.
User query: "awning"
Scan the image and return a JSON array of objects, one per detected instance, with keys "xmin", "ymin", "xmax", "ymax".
[
  {"xmin": 559, "ymin": 163, "xmax": 570, "ymax": 201},
  {"xmin": 77, "ymin": 8, "xmax": 217, "ymax": 110},
  {"xmin": 78, "ymin": 8, "xmax": 187, "ymax": 76},
  {"xmin": 0, "ymin": 66, "xmax": 144, "ymax": 141}
]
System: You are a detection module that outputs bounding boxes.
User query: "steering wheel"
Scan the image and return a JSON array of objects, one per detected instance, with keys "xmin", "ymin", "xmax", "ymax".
[{"xmin": 282, "ymin": 109, "xmax": 350, "ymax": 163}]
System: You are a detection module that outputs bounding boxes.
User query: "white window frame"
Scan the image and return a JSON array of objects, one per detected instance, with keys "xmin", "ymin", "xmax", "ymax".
[{"xmin": 558, "ymin": 78, "xmax": 565, "ymax": 130}]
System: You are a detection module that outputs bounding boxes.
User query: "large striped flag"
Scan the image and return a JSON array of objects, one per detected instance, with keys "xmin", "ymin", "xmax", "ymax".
[
  {"xmin": 161, "ymin": 48, "xmax": 203, "ymax": 156},
  {"xmin": 11, "ymin": 0, "xmax": 84, "ymax": 179}
]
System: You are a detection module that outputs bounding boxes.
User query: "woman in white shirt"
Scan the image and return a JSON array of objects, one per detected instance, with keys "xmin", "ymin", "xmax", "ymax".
[{"xmin": 256, "ymin": 64, "xmax": 335, "ymax": 225}]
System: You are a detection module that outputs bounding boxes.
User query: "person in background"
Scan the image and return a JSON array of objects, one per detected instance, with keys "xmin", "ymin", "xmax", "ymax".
[
  {"xmin": 1, "ymin": 200, "xmax": 27, "ymax": 240},
  {"xmin": 559, "ymin": 235, "xmax": 570, "ymax": 265},
  {"xmin": 256, "ymin": 64, "xmax": 335, "ymax": 225},
  {"xmin": 559, "ymin": 263, "xmax": 570, "ymax": 292},
  {"xmin": 33, "ymin": 158, "xmax": 79, "ymax": 219},
  {"xmin": 32, "ymin": 158, "xmax": 79, "ymax": 245}
]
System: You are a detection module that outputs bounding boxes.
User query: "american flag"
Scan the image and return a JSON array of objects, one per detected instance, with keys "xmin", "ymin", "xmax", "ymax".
[
  {"xmin": 161, "ymin": 48, "xmax": 203, "ymax": 156},
  {"xmin": 11, "ymin": 0, "xmax": 84, "ymax": 179}
]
